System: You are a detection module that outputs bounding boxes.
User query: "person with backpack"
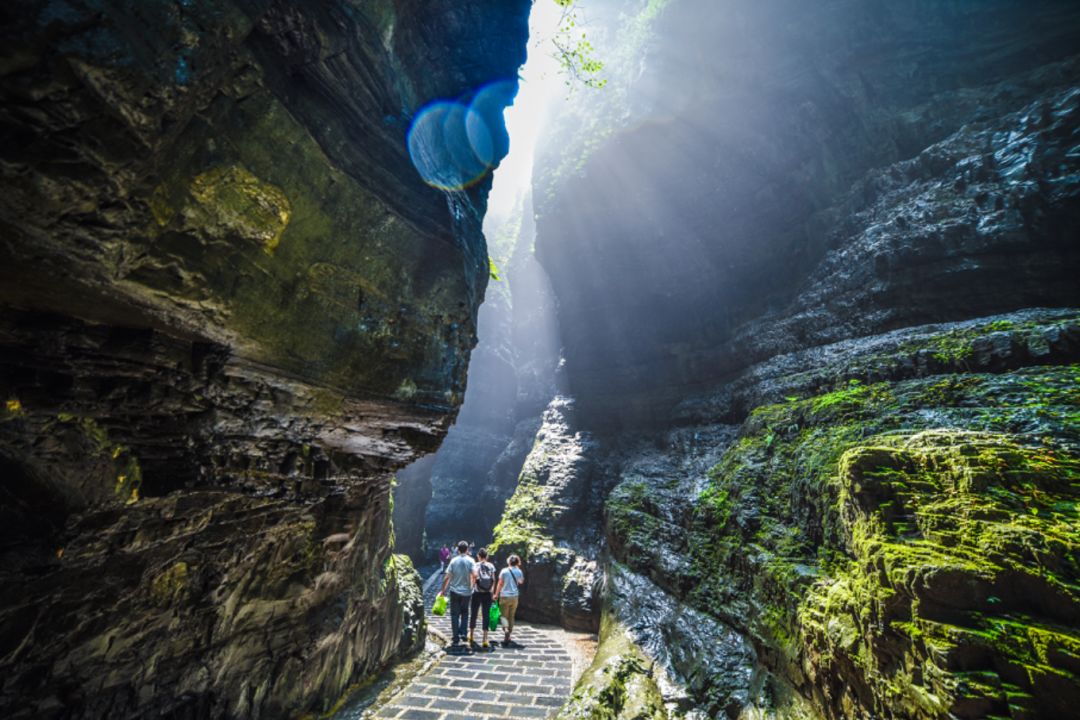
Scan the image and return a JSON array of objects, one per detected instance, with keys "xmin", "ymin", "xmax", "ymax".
[
  {"xmin": 493, "ymin": 554, "xmax": 525, "ymax": 646},
  {"xmin": 468, "ymin": 548, "xmax": 496, "ymax": 649},
  {"xmin": 436, "ymin": 540, "xmax": 474, "ymax": 647}
]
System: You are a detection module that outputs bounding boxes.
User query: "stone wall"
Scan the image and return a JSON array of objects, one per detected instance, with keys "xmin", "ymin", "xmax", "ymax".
[
  {"xmin": 499, "ymin": 0, "xmax": 1080, "ymax": 717},
  {"xmin": 0, "ymin": 1, "xmax": 530, "ymax": 717}
]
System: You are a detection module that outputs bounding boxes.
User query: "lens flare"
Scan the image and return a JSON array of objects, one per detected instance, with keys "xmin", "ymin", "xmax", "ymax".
[
  {"xmin": 468, "ymin": 79, "xmax": 517, "ymax": 165},
  {"xmin": 407, "ymin": 79, "xmax": 519, "ymax": 191}
]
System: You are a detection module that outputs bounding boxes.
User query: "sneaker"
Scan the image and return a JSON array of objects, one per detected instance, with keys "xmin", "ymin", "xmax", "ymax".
[{"xmin": 482, "ymin": 641, "xmax": 489, "ymax": 649}]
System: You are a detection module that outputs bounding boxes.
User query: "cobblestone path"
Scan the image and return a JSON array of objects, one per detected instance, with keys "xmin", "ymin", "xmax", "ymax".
[{"xmin": 372, "ymin": 572, "xmax": 575, "ymax": 719}]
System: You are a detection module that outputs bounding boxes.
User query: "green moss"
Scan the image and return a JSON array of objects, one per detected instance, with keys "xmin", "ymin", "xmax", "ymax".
[
  {"xmin": 188, "ymin": 164, "xmax": 291, "ymax": 254},
  {"xmin": 51, "ymin": 414, "xmax": 143, "ymax": 504},
  {"xmin": 811, "ymin": 378, "xmax": 874, "ymax": 412},
  {"xmin": 380, "ymin": 553, "xmax": 398, "ymax": 594},
  {"xmin": 490, "ymin": 482, "xmax": 557, "ymax": 561},
  {"xmin": 894, "ymin": 314, "xmax": 1079, "ymax": 371},
  {"xmin": 148, "ymin": 184, "xmax": 176, "ymax": 227},
  {"xmin": 141, "ymin": 80, "xmax": 475, "ymax": 405},
  {"xmin": 392, "ymin": 379, "xmax": 417, "ymax": 401},
  {"xmin": 555, "ymin": 602, "xmax": 667, "ymax": 720},
  {"xmin": 112, "ymin": 449, "xmax": 143, "ymax": 505},
  {"xmin": 605, "ymin": 480, "xmax": 667, "ymax": 565},
  {"xmin": 670, "ymin": 361, "xmax": 1080, "ymax": 716},
  {"xmin": 150, "ymin": 561, "xmax": 189, "ymax": 606},
  {"xmin": 3, "ymin": 397, "xmax": 25, "ymax": 419},
  {"xmin": 801, "ymin": 428, "xmax": 1080, "ymax": 698}
]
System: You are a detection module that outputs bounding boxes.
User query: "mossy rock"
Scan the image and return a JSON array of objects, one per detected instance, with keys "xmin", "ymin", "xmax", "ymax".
[
  {"xmin": 799, "ymin": 429, "xmax": 1079, "ymax": 719},
  {"xmin": 150, "ymin": 561, "xmax": 190, "ymax": 606},
  {"xmin": 621, "ymin": 361, "xmax": 1080, "ymax": 718},
  {"xmin": 555, "ymin": 611, "xmax": 667, "ymax": 720},
  {"xmin": 186, "ymin": 164, "xmax": 291, "ymax": 254}
]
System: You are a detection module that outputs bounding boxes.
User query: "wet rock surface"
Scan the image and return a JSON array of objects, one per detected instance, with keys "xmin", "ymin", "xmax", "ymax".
[
  {"xmin": 0, "ymin": 1, "xmax": 529, "ymax": 717},
  {"xmin": 5, "ymin": 0, "xmax": 1080, "ymax": 717},
  {"xmin": 403, "ymin": 210, "xmax": 560, "ymax": 560},
  {"xmin": 490, "ymin": 0, "xmax": 1080, "ymax": 717},
  {"xmin": 360, "ymin": 572, "xmax": 578, "ymax": 720},
  {"xmin": 603, "ymin": 565, "xmax": 762, "ymax": 717},
  {"xmin": 535, "ymin": 0, "xmax": 1080, "ymax": 427},
  {"xmin": 491, "ymin": 396, "xmax": 606, "ymax": 633}
]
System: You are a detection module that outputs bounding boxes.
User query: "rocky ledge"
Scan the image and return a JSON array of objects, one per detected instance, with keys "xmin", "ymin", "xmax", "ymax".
[
  {"xmin": 0, "ymin": 1, "xmax": 529, "ymax": 717},
  {"xmin": 494, "ymin": 0, "xmax": 1080, "ymax": 718}
]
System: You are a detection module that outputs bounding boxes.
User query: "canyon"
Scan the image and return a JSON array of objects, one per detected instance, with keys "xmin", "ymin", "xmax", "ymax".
[{"xmin": 1, "ymin": 1, "xmax": 1078, "ymax": 719}]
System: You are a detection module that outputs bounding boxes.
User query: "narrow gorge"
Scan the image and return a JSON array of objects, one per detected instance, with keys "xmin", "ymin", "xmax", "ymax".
[{"xmin": 1, "ymin": 1, "xmax": 1078, "ymax": 719}]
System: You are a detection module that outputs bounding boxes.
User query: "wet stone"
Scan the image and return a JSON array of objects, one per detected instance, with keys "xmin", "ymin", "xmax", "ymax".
[
  {"xmin": 427, "ymin": 687, "xmax": 461, "ymax": 698},
  {"xmin": 468, "ymin": 702, "xmax": 508, "ymax": 716},
  {"xmin": 398, "ymin": 710, "xmax": 441, "ymax": 720},
  {"xmin": 369, "ymin": 572, "xmax": 576, "ymax": 719}
]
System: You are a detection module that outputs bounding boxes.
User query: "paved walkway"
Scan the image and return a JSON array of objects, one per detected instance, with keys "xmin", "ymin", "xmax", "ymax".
[{"xmin": 371, "ymin": 572, "xmax": 575, "ymax": 719}]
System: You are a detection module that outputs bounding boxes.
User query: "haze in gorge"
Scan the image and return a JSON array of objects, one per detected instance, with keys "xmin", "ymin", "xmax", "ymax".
[{"xmin": 1, "ymin": 2, "xmax": 1078, "ymax": 719}]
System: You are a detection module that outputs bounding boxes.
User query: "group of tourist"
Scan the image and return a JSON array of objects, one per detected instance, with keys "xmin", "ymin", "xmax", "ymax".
[{"xmin": 436, "ymin": 541, "xmax": 525, "ymax": 649}]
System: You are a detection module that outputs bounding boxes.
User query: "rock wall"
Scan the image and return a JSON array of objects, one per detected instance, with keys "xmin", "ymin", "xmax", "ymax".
[
  {"xmin": 535, "ymin": 0, "xmax": 1080, "ymax": 427},
  {"xmin": 0, "ymin": 1, "xmax": 529, "ymax": 717},
  {"xmin": 397, "ymin": 201, "xmax": 560, "ymax": 561},
  {"xmin": 497, "ymin": 0, "xmax": 1080, "ymax": 717},
  {"xmin": 490, "ymin": 395, "xmax": 606, "ymax": 632}
]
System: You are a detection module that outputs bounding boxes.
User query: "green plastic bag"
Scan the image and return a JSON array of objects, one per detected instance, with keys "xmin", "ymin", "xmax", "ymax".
[
  {"xmin": 432, "ymin": 594, "xmax": 447, "ymax": 616},
  {"xmin": 489, "ymin": 601, "xmax": 501, "ymax": 631}
]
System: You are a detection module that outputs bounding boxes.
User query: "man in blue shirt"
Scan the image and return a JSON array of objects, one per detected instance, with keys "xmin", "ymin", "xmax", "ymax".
[{"xmin": 437, "ymin": 540, "xmax": 475, "ymax": 646}]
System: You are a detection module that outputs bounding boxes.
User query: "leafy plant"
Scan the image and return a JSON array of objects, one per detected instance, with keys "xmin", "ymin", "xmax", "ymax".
[{"xmin": 551, "ymin": 0, "xmax": 607, "ymax": 89}]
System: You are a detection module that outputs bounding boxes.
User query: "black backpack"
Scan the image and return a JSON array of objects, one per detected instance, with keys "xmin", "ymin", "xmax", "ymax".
[{"xmin": 476, "ymin": 562, "xmax": 494, "ymax": 592}]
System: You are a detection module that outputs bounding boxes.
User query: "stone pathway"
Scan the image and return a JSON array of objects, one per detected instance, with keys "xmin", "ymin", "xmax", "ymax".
[{"xmin": 371, "ymin": 572, "xmax": 576, "ymax": 719}]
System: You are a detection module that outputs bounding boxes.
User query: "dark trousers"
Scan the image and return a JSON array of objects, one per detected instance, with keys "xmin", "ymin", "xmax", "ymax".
[
  {"xmin": 450, "ymin": 592, "xmax": 470, "ymax": 642},
  {"xmin": 469, "ymin": 591, "xmax": 493, "ymax": 636}
]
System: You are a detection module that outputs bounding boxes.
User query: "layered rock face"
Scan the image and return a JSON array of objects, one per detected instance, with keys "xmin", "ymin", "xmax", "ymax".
[
  {"xmin": 490, "ymin": 394, "xmax": 606, "ymax": 632},
  {"xmin": 491, "ymin": 0, "xmax": 1080, "ymax": 718},
  {"xmin": 0, "ymin": 1, "xmax": 528, "ymax": 718},
  {"xmin": 536, "ymin": 0, "xmax": 1080, "ymax": 427},
  {"xmin": 395, "ymin": 204, "xmax": 560, "ymax": 560}
]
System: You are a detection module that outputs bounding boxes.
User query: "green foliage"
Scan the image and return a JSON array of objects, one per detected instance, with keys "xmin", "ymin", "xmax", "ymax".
[
  {"xmin": 551, "ymin": 0, "xmax": 607, "ymax": 90},
  {"xmin": 536, "ymin": 0, "xmax": 674, "ymax": 208},
  {"xmin": 488, "ymin": 256, "xmax": 501, "ymax": 281}
]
